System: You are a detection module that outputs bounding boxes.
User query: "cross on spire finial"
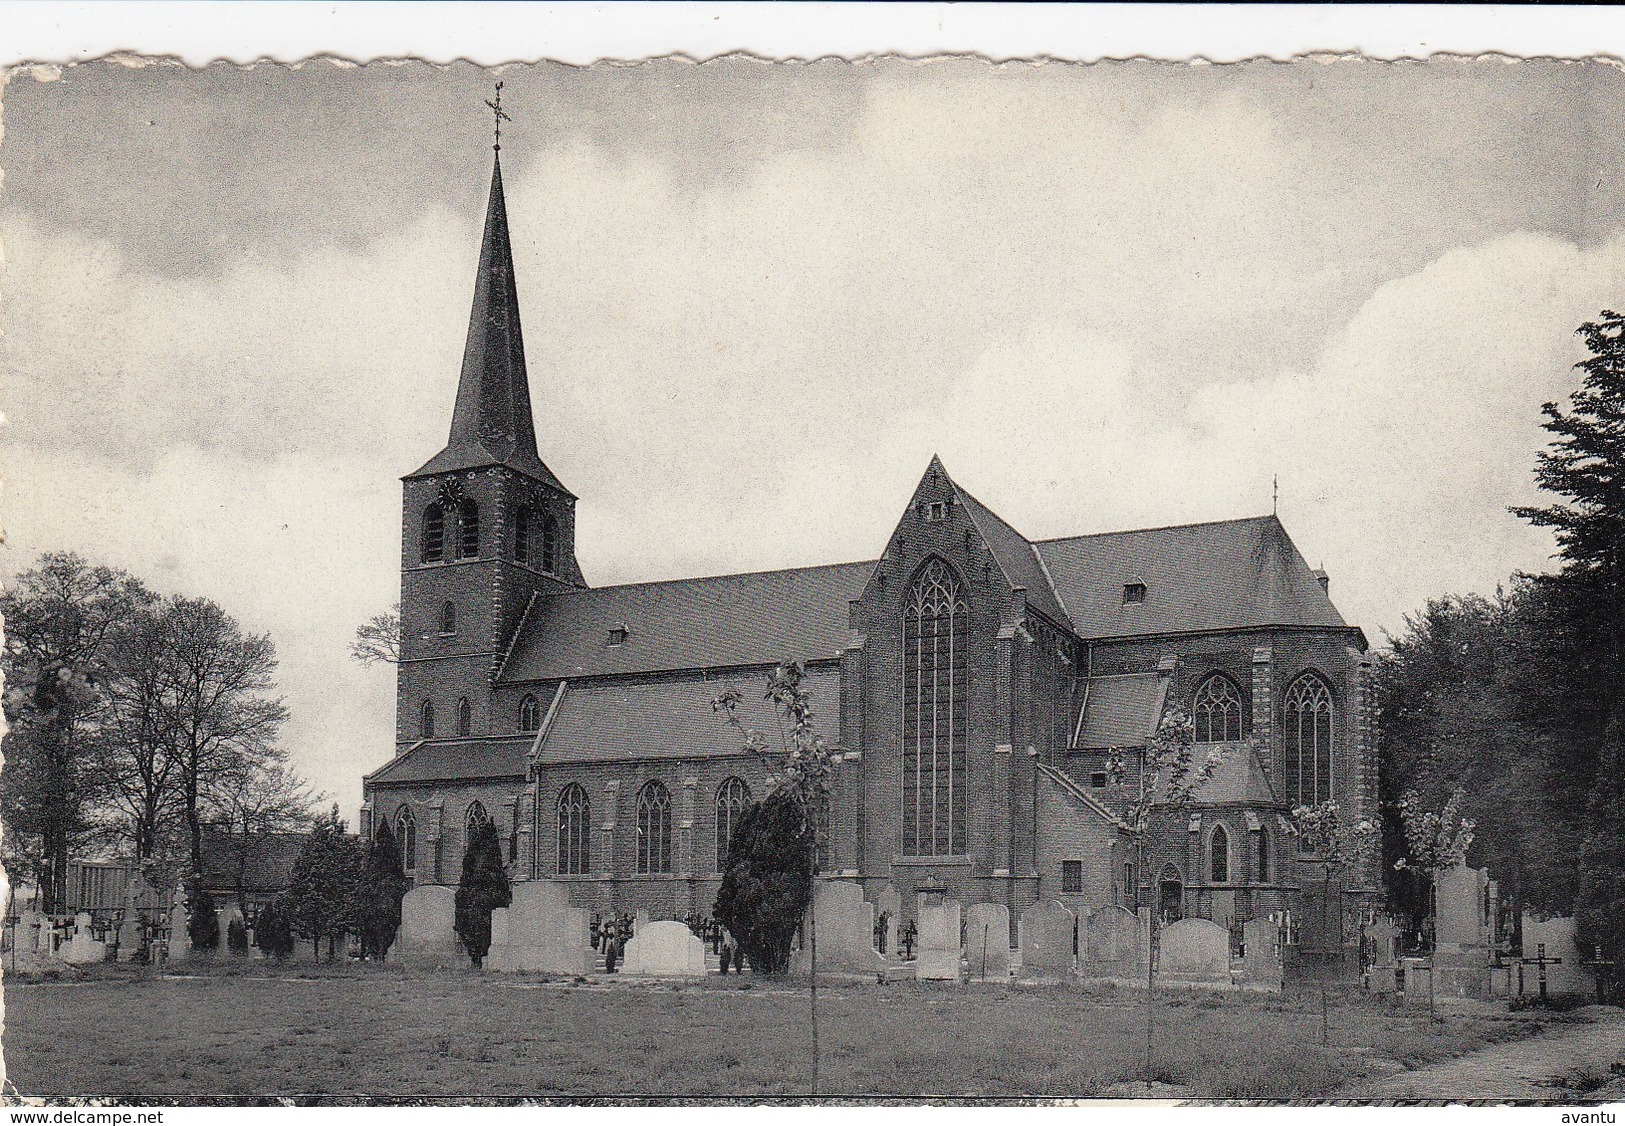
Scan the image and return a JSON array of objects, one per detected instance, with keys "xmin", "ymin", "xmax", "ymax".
[{"xmin": 485, "ymin": 81, "xmax": 511, "ymax": 152}]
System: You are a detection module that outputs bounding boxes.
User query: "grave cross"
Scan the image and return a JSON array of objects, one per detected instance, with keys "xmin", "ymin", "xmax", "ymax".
[
  {"xmin": 1520, "ymin": 941, "xmax": 1563, "ymax": 1001},
  {"xmin": 1580, "ymin": 944, "xmax": 1616, "ymax": 1005}
]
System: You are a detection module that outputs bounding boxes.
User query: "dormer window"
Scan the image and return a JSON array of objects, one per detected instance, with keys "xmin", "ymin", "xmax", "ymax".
[
  {"xmin": 1123, "ymin": 582, "xmax": 1147, "ymax": 605},
  {"xmin": 922, "ymin": 500, "xmax": 947, "ymax": 523},
  {"xmin": 606, "ymin": 626, "xmax": 628, "ymax": 647}
]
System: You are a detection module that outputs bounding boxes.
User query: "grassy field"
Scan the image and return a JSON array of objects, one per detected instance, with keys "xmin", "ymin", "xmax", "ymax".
[{"xmin": 2, "ymin": 962, "xmax": 1549, "ymax": 1100}]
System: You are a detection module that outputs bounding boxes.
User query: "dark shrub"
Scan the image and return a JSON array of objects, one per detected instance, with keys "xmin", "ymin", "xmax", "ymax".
[
  {"xmin": 454, "ymin": 819, "xmax": 511, "ymax": 968},
  {"xmin": 254, "ymin": 898, "xmax": 296, "ymax": 959},
  {"xmin": 227, "ymin": 916, "xmax": 249, "ymax": 954},
  {"xmin": 352, "ymin": 818, "xmax": 411, "ymax": 960},
  {"xmin": 188, "ymin": 886, "xmax": 220, "ymax": 951},
  {"xmin": 713, "ymin": 788, "xmax": 812, "ymax": 975}
]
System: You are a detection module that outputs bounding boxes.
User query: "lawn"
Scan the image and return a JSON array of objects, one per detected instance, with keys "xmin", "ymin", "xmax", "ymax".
[{"xmin": 2, "ymin": 963, "xmax": 1548, "ymax": 1100}]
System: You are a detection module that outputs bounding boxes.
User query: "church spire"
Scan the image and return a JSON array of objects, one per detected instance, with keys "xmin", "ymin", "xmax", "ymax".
[{"xmin": 409, "ymin": 136, "xmax": 570, "ymax": 495}]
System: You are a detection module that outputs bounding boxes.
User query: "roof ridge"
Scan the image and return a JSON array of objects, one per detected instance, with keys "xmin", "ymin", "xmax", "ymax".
[
  {"xmin": 1034, "ymin": 514, "xmax": 1279, "ymax": 545},
  {"xmin": 539, "ymin": 557, "xmax": 878, "ymax": 597}
]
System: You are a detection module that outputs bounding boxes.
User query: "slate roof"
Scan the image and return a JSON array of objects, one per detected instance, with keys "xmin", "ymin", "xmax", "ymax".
[
  {"xmin": 1186, "ymin": 745, "xmax": 1280, "ymax": 805},
  {"xmin": 535, "ymin": 666, "xmax": 842, "ymax": 765},
  {"xmin": 950, "ymin": 477, "xmax": 1072, "ymax": 629},
  {"xmin": 367, "ymin": 738, "xmax": 530, "ymax": 786},
  {"xmin": 499, "ymin": 561, "xmax": 872, "ymax": 682},
  {"xmin": 1035, "ymin": 515, "xmax": 1347, "ymax": 640},
  {"xmin": 1075, "ymin": 672, "xmax": 1167, "ymax": 749},
  {"xmin": 199, "ymin": 829, "xmax": 306, "ymax": 894},
  {"xmin": 1036, "ymin": 762, "xmax": 1130, "ymax": 829}
]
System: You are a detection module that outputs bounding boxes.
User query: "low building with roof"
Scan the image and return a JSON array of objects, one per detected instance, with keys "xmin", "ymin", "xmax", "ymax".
[{"xmin": 361, "ymin": 146, "xmax": 1378, "ymax": 958}]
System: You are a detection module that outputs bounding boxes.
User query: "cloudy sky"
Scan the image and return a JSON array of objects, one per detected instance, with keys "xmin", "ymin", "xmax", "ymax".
[{"xmin": 5, "ymin": 56, "xmax": 1623, "ymax": 815}]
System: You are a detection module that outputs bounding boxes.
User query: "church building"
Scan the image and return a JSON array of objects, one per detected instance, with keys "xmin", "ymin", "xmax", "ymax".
[{"xmin": 361, "ymin": 150, "xmax": 1380, "ymax": 953}]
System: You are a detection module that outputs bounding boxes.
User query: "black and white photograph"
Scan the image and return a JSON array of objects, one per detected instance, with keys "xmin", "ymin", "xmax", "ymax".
[{"xmin": 2, "ymin": 7, "xmax": 1624, "ymax": 1106}]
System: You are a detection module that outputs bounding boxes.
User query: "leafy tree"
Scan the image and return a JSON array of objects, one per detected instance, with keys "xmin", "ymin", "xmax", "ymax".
[
  {"xmin": 352, "ymin": 818, "xmax": 411, "ymax": 960},
  {"xmin": 188, "ymin": 885, "xmax": 220, "ymax": 951},
  {"xmin": 1575, "ymin": 719, "xmax": 1625, "ymax": 999},
  {"xmin": 350, "ymin": 605, "xmax": 402, "ymax": 666},
  {"xmin": 254, "ymin": 899, "xmax": 296, "ymax": 959},
  {"xmin": 713, "ymin": 788, "xmax": 812, "ymax": 975},
  {"xmin": 0, "ymin": 553, "xmax": 155, "ymax": 911},
  {"xmin": 208, "ymin": 760, "xmax": 317, "ymax": 914},
  {"xmin": 1393, "ymin": 786, "xmax": 1476, "ymax": 1011},
  {"xmin": 454, "ymin": 819, "xmax": 510, "ymax": 967},
  {"xmin": 1290, "ymin": 800, "xmax": 1378, "ymax": 1045},
  {"xmin": 285, "ymin": 805, "xmax": 363, "ymax": 960}
]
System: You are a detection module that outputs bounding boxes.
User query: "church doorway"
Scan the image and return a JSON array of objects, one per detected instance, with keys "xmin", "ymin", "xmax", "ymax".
[{"xmin": 1159, "ymin": 865, "xmax": 1184, "ymax": 923}]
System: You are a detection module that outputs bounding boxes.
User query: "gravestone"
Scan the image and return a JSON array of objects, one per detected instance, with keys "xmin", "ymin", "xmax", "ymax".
[
  {"xmin": 1401, "ymin": 956, "xmax": 1432, "ymax": 1003},
  {"xmin": 1236, "ymin": 916, "xmax": 1282, "ymax": 991},
  {"xmin": 877, "ymin": 886, "xmax": 902, "ymax": 957},
  {"xmin": 1434, "ymin": 866, "xmax": 1493, "ymax": 998},
  {"xmin": 635, "ymin": 909, "xmax": 650, "ymax": 934},
  {"xmin": 1080, "ymin": 905, "xmax": 1146, "ymax": 983},
  {"xmin": 486, "ymin": 880, "xmax": 594, "ymax": 975},
  {"xmin": 1018, "ymin": 900, "xmax": 1075, "ymax": 979},
  {"xmin": 167, "ymin": 902, "xmax": 190, "ymax": 962},
  {"xmin": 1158, "ymin": 917, "xmax": 1231, "ymax": 987},
  {"xmin": 116, "ymin": 909, "xmax": 144, "ymax": 963},
  {"xmin": 621, "ymin": 919, "xmax": 706, "ymax": 977},
  {"xmin": 61, "ymin": 912, "xmax": 107, "ymax": 965},
  {"xmin": 1520, "ymin": 913, "xmax": 1589, "ymax": 997},
  {"xmin": 915, "ymin": 897, "xmax": 963, "ymax": 981},
  {"xmin": 790, "ymin": 881, "xmax": 885, "ymax": 977},
  {"xmin": 964, "ymin": 903, "xmax": 1011, "ymax": 981},
  {"xmin": 1364, "ymin": 917, "xmax": 1401, "ymax": 994},
  {"xmin": 18, "ymin": 909, "xmax": 43, "ymax": 956},
  {"xmin": 389, "ymin": 884, "xmax": 461, "ymax": 968}
]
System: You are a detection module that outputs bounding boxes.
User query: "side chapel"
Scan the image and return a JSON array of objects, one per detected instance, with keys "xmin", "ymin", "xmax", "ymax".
[{"xmin": 361, "ymin": 148, "xmax": 1380, "ymax": 953}]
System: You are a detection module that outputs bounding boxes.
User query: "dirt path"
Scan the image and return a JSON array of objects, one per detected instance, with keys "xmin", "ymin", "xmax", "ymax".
[{"xmin": 1338, "ymin": 1006, "xmax": 1625, "ymax": 1102}]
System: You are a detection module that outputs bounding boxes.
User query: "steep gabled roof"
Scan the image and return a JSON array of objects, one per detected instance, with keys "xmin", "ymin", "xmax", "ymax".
[
  {"xmin": 1036, "ymin": 762, "xmax": 1130, "ymax": 829},
  {"xmin": 535, "ymin": 665, "xmax": 841, "ymax": 765},
  {"xmin": 408, "ymin": 154, "xmax": 570, "ymax": 494},
  {"xmin": 948, "ymin": 472, "xmax": 1071, "ymax": 630},
  {"xmin": 366, "ymin": 738, "xmax": 530, "ymax": 786},
  {"xmin": 1074, "ymin": 672, "xmax": 1168, "ymax": 749},
  {"xmin": 499, "ymin": 560, "xmax": 872, "ymax": 682},
  {"xmin": 1036, "ymin": 515, "xmax": 1347, "ymax": 640}
]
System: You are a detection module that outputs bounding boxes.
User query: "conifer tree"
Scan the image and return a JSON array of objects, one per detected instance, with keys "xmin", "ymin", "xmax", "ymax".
[
  {"xmin": 352, "ymin": 818, "xmax": 411, "ymax": 960},
  {"xmin": 187, "ymin": 885, "xmax": 220, "ymax": 951},
  {"xmin": 453, "ymin": 819, "xmax": 510, "ymax": 968},
  {"xmin": 713, "ymin": 788, "xmax": 812, "ymax": 975},
  {"xmin": 285, "ymin": 805, "xmax": 363, "ymax": 960},
  {"xmin": 254, "ymin": 898, "xmax": 296, "ymax": 959}
]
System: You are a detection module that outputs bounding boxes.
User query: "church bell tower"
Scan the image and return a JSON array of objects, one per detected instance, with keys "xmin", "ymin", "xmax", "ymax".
[{"xmin": 395, "ymin": 130, "xmax": 584, "ymax": 749}]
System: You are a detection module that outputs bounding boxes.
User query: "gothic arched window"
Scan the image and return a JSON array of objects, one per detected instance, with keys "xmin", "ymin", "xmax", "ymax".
[
  {"xmin": 1257, "ymin": 826, "xmax": 1271, "ymax": 883},
  {"xmin": 514, "ymin": 504, "xmax": 534, "ymax": 563},
  {"xmin": 439, "ymin": 600, "xmax": 456, "ymax": 636},
  {"xmin": 1210, "ymin": 824, "xmax": 1230, "ymax": 884},
  {"xmin": 637, "ymin": 781, "xmax": 672, "ymax": 874},
  {"xmin": 902, "ymin": 557, "xmax": 969, "ymax": 857},
  {"xmin": 716, "ymin": 777, "xmax": 750, "ymax": 871},
  {"xmin": 518, "ymin": 694, "xmax": 541, "ymax": 733},
  {"xmin": 1192, "ymin": 674, "xmax": 1244, "ymax": 743},
  {"xmin": 557, "ymin": 784, "xmax": 589, "ymax": 875},
  {"xmin": 1284, "ymin": 672, "xmax": 1335, "ymax": 807},
  {"xmin": 542, "ymin": 514, "xmax": 559, "ymax": 574},
  {"xmin": 464, "ymin": 800, "xmax": 490, "ymax": 847},
  {"xmin": 457, "ymin": 499, "xmax": 480, "ymax": 559},
  {"xmin": 421, "ymin": 504, "xmax": 445, "ymax": 563},
  {"xmin": 419, "ymin": 699, "xmax": 435, "ymax": 739},
  {"xmin": 396, "ymin": 807, "xmax": 417, "ymax": 876},
  {"xmin": 456, "ymin": 697, "xmax": 472, "ymax": 737}
]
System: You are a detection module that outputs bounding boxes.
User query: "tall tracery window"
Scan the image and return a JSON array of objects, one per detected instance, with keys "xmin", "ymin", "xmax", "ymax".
[
  {"xmin": 557, "ymin": 784, "xmax": 589, "ymax": 875},
  {"xmin": 457, "ymin": 697, "xmax": 473, "ymax": 737},
  {"xmin": 1210, "ymin": 824, "xmax": 1230, "ymax": 884},
  {"xmin": 1192, "ymin": 674, "xmax": 1244, "ymax": 742},
  {"xmin": 396, "ymin": 807, "xmax": 417, "ymax": 876},
  {"xmin": 464, "ymin": 800, "xmax": 490, "ymax": 847},
  {"xmin": 902, "ymin": 557, "xmax": 969, "ymax": 857},
  {"xmin": 514, "ymin": 504, "xmax": 535, "ymax": 563},
  {"xmin": 715, "ymin": 777, "xmax": 750, "ymax": 871},
  {"xmin": 421, "ymin": 504, "xmax": 445, "ymax": 562},
  {"xmin": 419, "ymin": 699, "xmax": 435, "ymax": 739},
  {"xmin": 518, "ymin": 693, "xmax": 541, "ymax": 733},
  {"xmin": 542, "ymin": 514, "xmax": 559, "ymax": 573},
  {"xmin": 637, "ymin": 781, "xmax": 672, "ymax": 874},
  {"xmin": 1256, "ymin": 827, "xmax": 1271, "ymax": 882},
  {"xmin": 1284, "ymin": 672, "xmax": 1335, "ymax": 808},
  {"xmin": 457, "ymin": 499, "xmax": 480, "ymax": 559}
]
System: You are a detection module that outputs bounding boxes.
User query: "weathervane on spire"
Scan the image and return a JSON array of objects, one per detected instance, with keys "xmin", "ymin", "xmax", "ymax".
[{"xmin": 485, "ymin": 81, "xmax": 511, "ymax": 152}]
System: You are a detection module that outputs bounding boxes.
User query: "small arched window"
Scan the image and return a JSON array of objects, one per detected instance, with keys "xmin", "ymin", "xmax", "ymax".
[
  {"xmin": 542, "ymin": 514, "xmax": 559, "ymax": 573},
  {"xmin": 1210, "ymin": 824, "xmax": 1230, "ymax": 884},
  {"xmin": 514, "ymin": 505, "xmax": 534, "ymax": 564},
  {"xmin": 1284, "ymin": 672, "xmax": 1335, "ymax": 808},
  {"xmin": 419, "ymin": 699, "xmax": 435, "ymax": 739},
  {"xmin": 396, "ymin": 807, "xmax": 417, "ymax": 876},
  {"xmin": 464, "ymin": 800, "xmax": 490, "ymax": 847},
  {"xmin": 716, "ymin": 777, "xmax": 750, "ymax": 871},
  {"xmin": 1192, "ymin": 674, "xmax": 1244, "ymax": 742},
  {"xmin": 637, "ymin": 781, "xmax": 672, "ymax": 874},
  {"xmin": 457, "ymin": 499, "xmax": 480, "ymax": 559},
  {"xmin": 421, "ymin": 503, "xmax": 445, "ymax": 563},
  {"xmin": 1257, "ymin": 827, "xmax": 1271, "ymax": 883},
  {"xmin": 439, "ymin": 601, "xmax": 456, "ymax": 636},
  {"xmin": 518, "ymin": 693, "xmax": 541, "ymax": 733},
  {"xmin": 557, "ymin": 784, "xmax": 590, "ymax": 875},
  {"xmin": 457, "ymin": 697, "xmax": 472, "ymax": 737}
]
